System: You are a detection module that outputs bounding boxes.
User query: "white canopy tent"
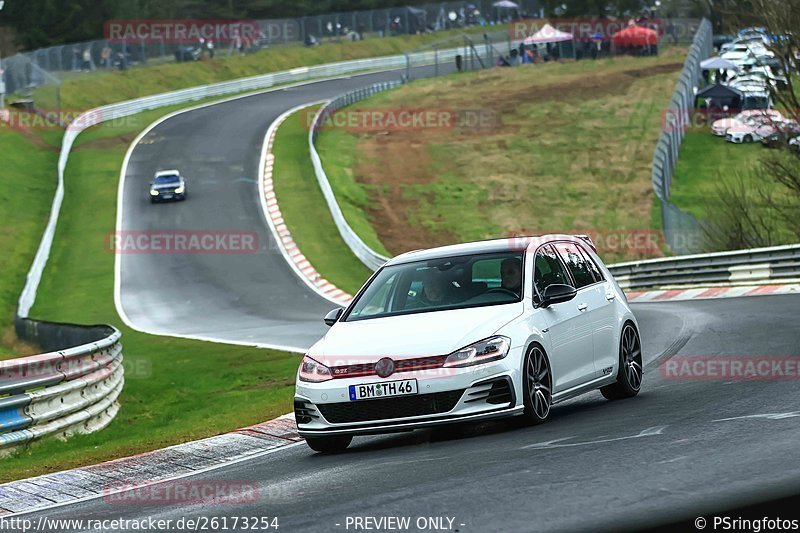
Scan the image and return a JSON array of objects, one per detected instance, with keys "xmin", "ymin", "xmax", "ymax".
[
  {"xmin": 521, "ymin": 23, "xmax": 575, "ymax": 60},
  {"xmin": 523, "ymin": 23, "xmax": 574, "ymax": 44},
  {"xmin": 700, "ymin": 56, "xmax": 739, "ymax": 71}
]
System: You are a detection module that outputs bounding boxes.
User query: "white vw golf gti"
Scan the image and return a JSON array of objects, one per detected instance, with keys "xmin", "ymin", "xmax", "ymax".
[{"xmin": 295, "ymin": 235, "xmax": 642, "ymax": 452}]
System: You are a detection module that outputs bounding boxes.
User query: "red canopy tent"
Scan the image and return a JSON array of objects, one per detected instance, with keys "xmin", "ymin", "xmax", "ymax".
[{"xmin": 611, "ymin": 25, "xmax": 658, "ymax": 47}]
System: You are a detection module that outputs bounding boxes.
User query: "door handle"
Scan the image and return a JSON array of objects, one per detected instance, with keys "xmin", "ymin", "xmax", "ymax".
[
  {"xmin": 606, "ymin": 292, "xmax": 616, "ymax": 301},
  {"xmin": 577, "ymin": 303, "xmax": 588, "ymax": 311}
]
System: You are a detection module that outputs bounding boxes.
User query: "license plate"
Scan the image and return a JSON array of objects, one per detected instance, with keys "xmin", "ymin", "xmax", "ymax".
[
  {"xmin": 162, "ymin": 193, "xmax": 173, "ymax": 198},
  {"xmin": 349, "ymin": 379, "xmax": 418, "ymax": 401}
]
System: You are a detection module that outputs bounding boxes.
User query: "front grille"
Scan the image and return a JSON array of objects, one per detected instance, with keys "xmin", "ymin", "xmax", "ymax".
[
  {"xmin": 330, "ymin": 355, "xmax": 448, "ymax": 379},
  {"xmin": 317, "ymin": 389, "xmax": 464, "ymax": 424}
]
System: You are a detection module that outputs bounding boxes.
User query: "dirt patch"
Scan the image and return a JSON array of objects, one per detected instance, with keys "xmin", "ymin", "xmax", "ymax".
[{"xmin": 355, "ymin": 131, "xmax": 456, "ymax": 254}]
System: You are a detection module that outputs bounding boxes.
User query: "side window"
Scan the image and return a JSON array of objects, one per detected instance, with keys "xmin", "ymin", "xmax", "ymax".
[
  {"xmin": 533, "ymin": 245, "xmax": 570, "ymax": 296},
  {"xmin": 554, "ymin": 242, "xmax": 595, "ymax": 289},
  {"xmin": 577, "ymin": 244, "xmax": 604, "ymax": 283}
]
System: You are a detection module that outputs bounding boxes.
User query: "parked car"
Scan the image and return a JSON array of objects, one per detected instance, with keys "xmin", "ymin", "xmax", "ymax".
[
  {"xmin": 790, "ymin": 136, "xmax": 800, "ymax": 153},
  {"xmin": 726, "ymin": 118, "xmax": 783, "ymax": 143},
  {"xmin": 760, "ymin": 122, "xmax": 800, "ymax": 148},
  {"xmin": 174, "ymin": 46, "xmax": 201, "ymax": 62},
  {"xmin": 711, "ymin": 109, "xmax": 783, "ymax": 136},
  {"xmin": 149, "ymin": 170, "xmax": 187, "ymax": 202},
  {"xmin": 294, "ymin": 235, "xmax": 642, "ymax": 452}
]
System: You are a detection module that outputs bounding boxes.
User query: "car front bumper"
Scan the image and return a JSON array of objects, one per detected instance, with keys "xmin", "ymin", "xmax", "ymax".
[{"xmin": 294, "ymin": 355, "xmax": 523, "ymax": 437}]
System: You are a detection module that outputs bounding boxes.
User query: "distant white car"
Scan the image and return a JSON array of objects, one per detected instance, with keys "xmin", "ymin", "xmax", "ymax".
[
  {"xmin": 149, "ymin": 170, "xmax": 187, "ymax": 203},
  {"xmin": 295, "ymin": 235, "xmax": 642, "ymax": 452},
  {"xmin": 790, "ymin": 136, "xmax": 800, "ymax": 153}
]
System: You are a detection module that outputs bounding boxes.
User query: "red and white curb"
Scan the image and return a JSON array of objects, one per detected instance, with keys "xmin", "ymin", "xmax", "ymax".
[
  {"xmin": 258, "ymin": 103, "xmax": 353, "ymax": 306},
  {"xmin": 0, "ymin": 414, "xmax": 301, "ymax": 516},
  {"xmin": 626, "ymin": 283, "xmax": 800, "ymax": 303}
]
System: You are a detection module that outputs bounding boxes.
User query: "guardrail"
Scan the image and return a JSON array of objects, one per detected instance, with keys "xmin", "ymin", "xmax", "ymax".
[
  {"xmin": 1, "ymin": 320, "xmax": 123, "ymax": 452},
  {"xmin": 308, "ymin": 82, "xmax": 403, "ymax": 271},
  {"xmin": 607, "ymin": 243, "xmax": 800, "ymax": 290},
  {"xmin": 17, "ymin": 47, "xmax": 483, "ymax": 317}
]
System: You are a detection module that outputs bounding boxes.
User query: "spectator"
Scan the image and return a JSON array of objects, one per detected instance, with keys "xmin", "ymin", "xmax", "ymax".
[
  {"xmin": 509, "ymin": 48, "xmax": 520, "ymax": 66},
  {"xmin": 82, "ymin": 48, "xmax": 92, "ymax": 71},
  {"xmin": 101, "ymin": 46, "xmax": 112, "ymax": 69}
]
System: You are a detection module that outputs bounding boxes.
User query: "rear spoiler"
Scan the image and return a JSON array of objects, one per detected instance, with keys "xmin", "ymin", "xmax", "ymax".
[{"xmin": 574, "ymin": 234, "xmax": 596, "ymax": 252}]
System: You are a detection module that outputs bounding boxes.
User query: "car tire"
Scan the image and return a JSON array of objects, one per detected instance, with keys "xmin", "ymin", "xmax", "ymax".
[
  {"xmin": 744, "ymin": 134, "xmax": 753, "ymax": 143},
  {"xmin": 304, "ymin": 435, "xmax": 352, "ymax": 453},
  {"xmin": 600, "ymin": 322, "xmax": 643, "ymax": 400},
  {"xmin": 519, "ymin": 344, "xmax": 552, "ymax": 425}
]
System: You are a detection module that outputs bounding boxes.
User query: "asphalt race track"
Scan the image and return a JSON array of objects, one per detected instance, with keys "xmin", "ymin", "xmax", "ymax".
[
  {"xmin": 16, "ymin": 295, "xmax": 800, "ymax": 531},
  {"xmin": 81, "ymin": 67, "xmax": 800, "ymax": 530},
  {"xmin": 117, "ymin": 67, "xmax": 448, "ymax": 351}
]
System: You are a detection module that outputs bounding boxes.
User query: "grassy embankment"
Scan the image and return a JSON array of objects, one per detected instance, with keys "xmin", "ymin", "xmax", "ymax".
[{"xmin": 306, "ymin": 48, "xmax": 687, "ymax": 265}]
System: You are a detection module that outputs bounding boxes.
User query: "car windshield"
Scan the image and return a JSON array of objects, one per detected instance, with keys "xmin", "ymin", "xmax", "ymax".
[
  {"xmin": 154, "ymin": 175, "xmax": 180, "ymax": 184},
  {"xmin": 345, "ymin": 251, "xmax": 524, "ymax": 321}
]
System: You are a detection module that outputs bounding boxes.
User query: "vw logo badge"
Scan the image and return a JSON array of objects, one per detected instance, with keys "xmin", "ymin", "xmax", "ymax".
[{"xmin": 375, "ymin": 357, "xmax": 395, "ymax": 378}]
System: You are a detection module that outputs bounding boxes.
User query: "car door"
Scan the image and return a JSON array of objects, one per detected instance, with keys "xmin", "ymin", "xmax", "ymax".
[
  {"xmin": 553, "ymin": 241, "xmax": 617, "ymax": 380},
  {"xmin": 576, "ymin": 244, "xmax": 618, "ymax": 378},
  {"xmin": 533, "ymin": 244, "xmax": 595, "ymax": 392}
]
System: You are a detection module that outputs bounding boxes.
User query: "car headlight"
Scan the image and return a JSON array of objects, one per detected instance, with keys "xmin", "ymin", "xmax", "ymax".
[
  {"xmin": 299, "ymin": 355, "xmax": 332, "ymax": 382},
  {"xmin": 174, "ymin": 186, "xmax": 185, "ymax": 194},
  {"xmin": 443, "ymin": 336, "xmax": 511, "ymax": 368},
  {"xmin": 150, "ymin": 189, "xmax": 159, "ymax": 196}
]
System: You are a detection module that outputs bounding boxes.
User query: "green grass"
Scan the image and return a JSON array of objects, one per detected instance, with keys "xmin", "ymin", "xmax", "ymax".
[
  {"xmin": 0, "ymin": 128, "xmax": 60, "ymax": 355},
  {"xmin": 0, "ymin": 97, "xmax": 301, "ymax": 483},
  {"xmin": 271, "ymin": 105, "xmax": 374, "ymax": 295},
  {"xmin": 31, "ymin": 27, "xmax": 495, "ymax": 112},
  {"xmin": 313, "ymin": 49, "xmax": 687, "ymax": 263},
  {"xmin": 670, "ymin": 130, "xmax": 767, "ymax": 220}
]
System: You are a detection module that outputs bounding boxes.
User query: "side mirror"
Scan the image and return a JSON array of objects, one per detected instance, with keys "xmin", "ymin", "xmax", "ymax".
[
  {"xmin": 540, "ymin": 284, "xmax": 577, "ymax": 308},
  {"xmin": 323, "ymin": 308, "xmax": 344, "ymax": 327}
]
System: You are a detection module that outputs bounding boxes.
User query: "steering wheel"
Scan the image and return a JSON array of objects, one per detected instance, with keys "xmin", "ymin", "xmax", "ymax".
[{"xmin": 486, "ymin": 287, "xmax": 519, "ymax": 298}]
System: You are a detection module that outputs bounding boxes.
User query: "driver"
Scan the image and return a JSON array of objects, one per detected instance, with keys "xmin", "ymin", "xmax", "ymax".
[
  {"xmin": 500, "ymin": 258, "xmax": 522, "ymax": 296},
  {"xmin": 420, "ymin": 271, "xmax": 447, "ymax": 305}
]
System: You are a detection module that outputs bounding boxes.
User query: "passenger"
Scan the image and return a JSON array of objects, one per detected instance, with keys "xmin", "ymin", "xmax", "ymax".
[{"xmin": 500, "ymin": 258, "xmax": 522, "ymax": 295}]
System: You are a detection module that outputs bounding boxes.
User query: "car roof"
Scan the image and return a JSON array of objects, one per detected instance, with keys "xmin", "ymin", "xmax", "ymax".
[
  {"xmin": 385, "ymin": 234, "xmax": 591, "ymax": 266},
  {"xmin": 154, "ymin": 170, "xmax": 181, "ymax": 178}
]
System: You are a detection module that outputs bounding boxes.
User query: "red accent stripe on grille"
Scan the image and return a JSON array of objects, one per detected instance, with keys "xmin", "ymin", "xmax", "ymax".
[{"xmin": 330, "ymin": 355, "xmax": 448, "ymax": 378}]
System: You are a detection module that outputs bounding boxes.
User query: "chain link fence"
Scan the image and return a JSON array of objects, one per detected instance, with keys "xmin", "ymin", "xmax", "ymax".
[
  {"xmin": 0, "ymin": 0, "xmax": 539, "ymax": 95},
  {"xmin": 651, "ymin": 17, "xmax": 712, "ymax": 255}
]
